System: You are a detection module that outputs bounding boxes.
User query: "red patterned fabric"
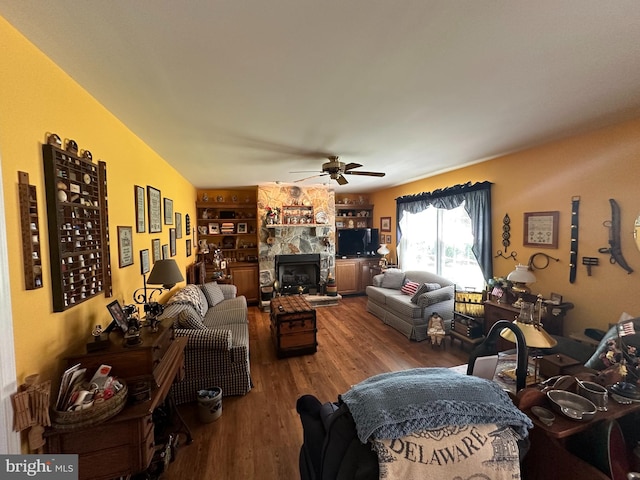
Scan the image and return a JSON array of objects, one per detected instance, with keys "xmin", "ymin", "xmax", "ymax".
[{"xmin": 400, "ymin": 281, "xmax": 420, "ymax": 296}]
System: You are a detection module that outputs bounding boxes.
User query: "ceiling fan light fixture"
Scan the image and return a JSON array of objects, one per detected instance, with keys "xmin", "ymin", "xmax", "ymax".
[{"xmin": 291, "ymin": 155, "xmax": 385, "ymax": 185}]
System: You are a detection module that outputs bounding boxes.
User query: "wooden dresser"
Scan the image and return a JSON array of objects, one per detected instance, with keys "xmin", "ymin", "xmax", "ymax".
[{"xmin": 46, "ymin": 319, "xmax": 187, "ymax": 480}]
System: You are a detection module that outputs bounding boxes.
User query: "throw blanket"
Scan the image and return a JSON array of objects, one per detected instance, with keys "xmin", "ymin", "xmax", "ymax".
[
  {"xmin": 372, "ymin": 423, "xmax": 523, "ymax": 480},
  {"xmin": 340, "ymin": 368, "xmax": 532, "ymax": 443}
]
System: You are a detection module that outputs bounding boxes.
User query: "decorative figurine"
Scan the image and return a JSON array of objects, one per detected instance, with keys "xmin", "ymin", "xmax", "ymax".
[{"xmin": 427, "ymin": 313, "xmax": 446, "ymax": 346}]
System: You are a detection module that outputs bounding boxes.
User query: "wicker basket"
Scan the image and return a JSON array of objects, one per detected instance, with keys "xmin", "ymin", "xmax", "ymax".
[{"xmin": 50, "ymin": 381, "xmax": 128, "ymax": 431}]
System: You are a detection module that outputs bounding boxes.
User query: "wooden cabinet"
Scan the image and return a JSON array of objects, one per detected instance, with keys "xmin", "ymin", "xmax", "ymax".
[
  {"xmin": 196, "ymin": 190, "xmax": 259, "ymax": 296},
  {"xmin": 42, "ymin": 143, "xmax": 109, "ymax": 311},
  {"xmin": 335, "ymin": 259, "xmax": 359, "ymax": 294},
  {"xmin": 46, "ymin": 319, "xmax": 188, "ymax": 480},
  {"xmin": 334, "ymin": 257, "xmax": 379, "ymax": 295},
  {"xmin": 228, "ymin": 263, "xmax": 259, "ymax": 304}
]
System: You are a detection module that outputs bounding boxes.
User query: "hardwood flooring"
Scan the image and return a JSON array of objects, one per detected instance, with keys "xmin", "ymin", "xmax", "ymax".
[{"xmin": 169, "ymin": 296, "xmax": 470, "ymax": 479}]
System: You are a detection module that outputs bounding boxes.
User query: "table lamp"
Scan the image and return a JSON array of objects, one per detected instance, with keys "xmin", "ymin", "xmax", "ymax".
[
  {"xmin": 507, "ymin": 264, "xmax": 536, "ymax": 307},
  {"xmin": 377, "ymin": 244, "xmax": 390, "ymax": 267},
  {"xmin": 133, "ymin": 259, "xmax": 184, "ymax": 330},
  {"xmin": 500, "ymin": 297, "xmax": 557, "ymax": 384}
]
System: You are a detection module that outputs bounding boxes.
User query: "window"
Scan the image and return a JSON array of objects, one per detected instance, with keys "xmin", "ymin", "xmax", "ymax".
[
  {"xmin": 396, "ymin": 181, "xmax": 493, "ymax": 284},
  {"xmin": 398, "ymin": 203, "xmax": 486, "ymax": 291}
]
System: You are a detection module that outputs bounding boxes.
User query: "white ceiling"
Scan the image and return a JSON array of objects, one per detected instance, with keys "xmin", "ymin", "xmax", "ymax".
[{"xmin": 3, "ymin": 1, "xmax": 640, "ymax": 193}]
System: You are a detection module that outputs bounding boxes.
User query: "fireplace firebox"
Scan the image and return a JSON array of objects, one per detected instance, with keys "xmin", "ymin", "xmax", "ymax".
[{"xmin": 275, "ymin": 254, "xmax": 321, "ymax": 295}]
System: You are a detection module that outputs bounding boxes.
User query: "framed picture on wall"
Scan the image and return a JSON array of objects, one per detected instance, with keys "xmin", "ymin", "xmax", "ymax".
[
  {"xmin": 134, "ymin": 185, "xmax": 145, "ymax": 233},
  {"xmin": 117, "ymin": 226, "xmax": 133, "ymax": 268},
  {"xmin": 169, "ymin": 228, "xmax": 176, "ymax": 257},
  {"xmin": 140, "ymin": 249, "xmax": 150, "ymax": 275},
  {"xmin": 381, "ymin": 217, "xmax": 391, "ymax": 232},
  {"xmin": 162, "ymin": 244, "xmax": 169, "ymax": 259},
  {"xmin": 523, "ymin": 211, "xmax": 559, "ymax": 248},
  {"xmin": 151, "ymin": 238, "xmax": 161, "ymax": 263},
  {"xmin": 147, "ymin": 186, "xmax": 162, "ymax": 233},
  {"xmin": 175, "ymin": 212, "xmax": 182, "ymax": 239},
  {"xmin": 186, "ymin": 239, "xmax": 192, "ymax": 257},
  {"xmin": 386, "ymin": 234, "xmax": 392, "ymax": 244},
  {"xmin": 164, "ymin": 198, "xmax": 174, "ymax": 224}
]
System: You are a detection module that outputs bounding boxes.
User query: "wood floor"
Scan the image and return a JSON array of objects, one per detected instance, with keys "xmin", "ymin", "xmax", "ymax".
[{"xmin": 169, "ymin": 296, "xmax": 470, "ymax": 480}]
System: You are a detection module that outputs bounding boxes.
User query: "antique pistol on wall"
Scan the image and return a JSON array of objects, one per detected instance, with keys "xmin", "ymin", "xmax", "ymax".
[{"xmin": 599, "ymin": 198, "xmax": 633, "ymax": 274}]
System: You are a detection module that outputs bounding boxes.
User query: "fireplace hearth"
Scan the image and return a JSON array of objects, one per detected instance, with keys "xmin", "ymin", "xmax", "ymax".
[{"xmin": 275, "ymin": 254, "xmax": 321, "ymax": 295}]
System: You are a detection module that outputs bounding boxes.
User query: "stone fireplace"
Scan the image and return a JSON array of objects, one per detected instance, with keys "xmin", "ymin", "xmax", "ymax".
[
  {"xmin": 257, "ymin": 184, "xmax": 336, "ymax": 288},
  {"xmin": 275, "ymin": 254, "xmax": 321, "ymax": 294}
]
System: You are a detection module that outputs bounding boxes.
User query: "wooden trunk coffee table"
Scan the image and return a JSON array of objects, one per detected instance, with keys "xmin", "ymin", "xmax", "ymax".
[{"xmin": 270, "ymin": 296, "xmax": 317, "ymax": 358}]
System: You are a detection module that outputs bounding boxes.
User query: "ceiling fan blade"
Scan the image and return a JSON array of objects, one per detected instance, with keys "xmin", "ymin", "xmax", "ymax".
[
  {"xmin": 295, "ymin": 173, "xmax": 328, "ymax": 183},
  {"xmin": 289, "ymin": 170, "xmax": 322, "ymax": 174},
  {"xmin": 335, "ymin": 174, "xmax": 349, "ymax": 185},
  {"xmin": 344, "ymin": 170, "xmax": 386, "ymax": 177},
  {"xmin": 343, "ymin": 162, "xmax": 363, "ymax": 171}
]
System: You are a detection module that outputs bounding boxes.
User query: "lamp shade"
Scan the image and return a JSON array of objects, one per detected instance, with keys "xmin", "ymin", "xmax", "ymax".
[
  {"xmin": 147, "ymin": 259, "xmax": 184, "ymax": 289},
  {"xmin": 500, "ymin": 321, "xmax": 557, "ymax": 348},
  {"xmin": 507, "ymin": 264, "xmax": 536, "ymax": 284},
  {"xmin": 377, "ymin": 244, "xmax": 390, "ymax": 255}
]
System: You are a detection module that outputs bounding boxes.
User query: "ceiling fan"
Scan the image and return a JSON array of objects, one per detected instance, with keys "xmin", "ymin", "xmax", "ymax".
[{"xmin": 292, "ymin": 156, "xmax": 385, "ymax": 185}]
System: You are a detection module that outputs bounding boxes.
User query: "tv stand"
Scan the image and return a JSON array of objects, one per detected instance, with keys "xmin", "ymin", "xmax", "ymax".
[{"xmin": 334, "ymin": 257, "xmax": 380, "ymax": 295}]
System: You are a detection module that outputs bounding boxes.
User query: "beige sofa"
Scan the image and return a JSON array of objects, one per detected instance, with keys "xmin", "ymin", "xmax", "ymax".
[
  {"xmin": 365, "ymin": 269, "xmax": 455, "ymax": 341},
  {"xmin": 158, "ymin": 282, "xmax": 251, "ymax": 404}
]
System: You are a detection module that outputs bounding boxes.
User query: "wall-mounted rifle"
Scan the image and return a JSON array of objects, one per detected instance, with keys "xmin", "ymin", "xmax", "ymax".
[{"xmin": 599, "ymin": 198, "xmax": 633, "ymax": 274}]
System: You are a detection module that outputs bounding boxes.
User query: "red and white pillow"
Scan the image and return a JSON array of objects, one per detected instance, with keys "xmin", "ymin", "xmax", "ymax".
[{"xmin": 400, "ymin": 281, "xmax": 420, "ymax": 296}]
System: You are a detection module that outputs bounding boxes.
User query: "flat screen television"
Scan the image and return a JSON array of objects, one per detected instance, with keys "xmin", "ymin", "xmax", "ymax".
[{"xmin": 337, "ymin": 228, "xmax": 380, "ymax": 257}]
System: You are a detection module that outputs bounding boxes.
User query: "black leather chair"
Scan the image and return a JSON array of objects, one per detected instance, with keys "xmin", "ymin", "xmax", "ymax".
[{"xmin": 297, "ymin": 395, "xmax": 378, "ymax": 480}]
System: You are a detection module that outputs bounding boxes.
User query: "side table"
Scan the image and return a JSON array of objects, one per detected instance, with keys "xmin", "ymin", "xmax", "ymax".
[
  {"xmin": 46, "ymin": 321, "xmax": 191, "ymax": 480},
  {"xmin": 270, "ymin": 296, "xmax": 317, "ymax": 358}
]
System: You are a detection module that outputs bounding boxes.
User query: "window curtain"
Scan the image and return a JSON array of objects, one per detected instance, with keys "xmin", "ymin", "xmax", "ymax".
[{"xmin": 396, "ymin": 181, "xmax": 493, "ymax": 281}]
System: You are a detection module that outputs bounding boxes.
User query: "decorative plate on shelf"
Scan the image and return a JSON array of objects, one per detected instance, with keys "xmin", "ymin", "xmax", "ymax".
[
  {"xmin": 315, "ymin": 211, "xmax": 327, "ymax": 224},
  {"xmin": 289, "ymin": 186, "xmax": 301, "ymax": 198}
]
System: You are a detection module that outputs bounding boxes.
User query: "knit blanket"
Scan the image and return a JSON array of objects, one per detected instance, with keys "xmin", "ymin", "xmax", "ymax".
[{"xmin": 340, "ymin": 368, "xmax": 532, "ymax": 443}]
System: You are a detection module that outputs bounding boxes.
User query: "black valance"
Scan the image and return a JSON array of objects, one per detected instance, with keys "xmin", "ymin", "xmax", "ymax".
[{"xmin": 396, "ymin": 181, "xmax": 493, "ymax": 281}]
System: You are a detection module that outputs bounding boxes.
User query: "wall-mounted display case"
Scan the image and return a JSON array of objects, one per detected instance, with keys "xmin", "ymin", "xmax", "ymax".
[
  {"xmin": 42, "ymin": 143, "xmax": 109, "ymax": 311},
  {"xmin": 18, "ymin": 171, "xmax": 43, "ymax": 290}
]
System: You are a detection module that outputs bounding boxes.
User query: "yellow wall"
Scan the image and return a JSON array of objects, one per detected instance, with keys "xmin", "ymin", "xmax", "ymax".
[
  {"xmin": 370, "ymin": 118, "xmax": 640, "ymax": 334},
  {"xmin": 0, "ymin": 17, "xmax": 197, "ymax": 390},
  {"xmin": 2, "ymin": 11, "xmax": 640, "ymax": 410}
]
